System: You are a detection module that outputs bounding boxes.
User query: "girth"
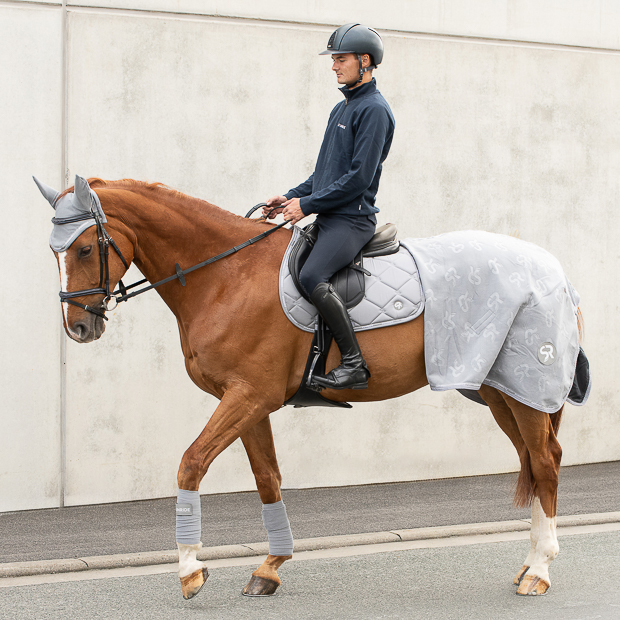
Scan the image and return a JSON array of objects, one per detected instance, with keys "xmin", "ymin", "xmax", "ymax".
[{"xmin": 288, "ymin": 222, "xmax": 400, "ymax": 306}]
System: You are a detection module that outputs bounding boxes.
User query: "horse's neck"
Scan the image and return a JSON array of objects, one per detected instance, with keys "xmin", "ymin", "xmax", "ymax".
[{"xmin": 105, "ymin": 187, "xmax": 259, "ymax": 306}]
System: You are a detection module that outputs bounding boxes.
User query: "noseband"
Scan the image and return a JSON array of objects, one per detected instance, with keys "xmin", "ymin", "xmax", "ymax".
[{"xmin": 55, "ymin": 200, "xmax": 287, "ymax": 320}]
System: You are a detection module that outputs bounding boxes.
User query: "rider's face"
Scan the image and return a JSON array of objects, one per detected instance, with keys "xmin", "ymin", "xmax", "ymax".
[{"xmin": 331, "ymin": 53, "xmax": 370, "ymax": 87}]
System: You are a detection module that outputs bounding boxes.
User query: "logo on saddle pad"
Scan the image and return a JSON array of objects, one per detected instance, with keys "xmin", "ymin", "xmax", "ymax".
[
  {"xmin": 176, "ymin": 503, "xmax": 193, "ymax": 516},
  {"xmin": 538, "ymin": 342, "xmax": 556, "ymax": 365}
]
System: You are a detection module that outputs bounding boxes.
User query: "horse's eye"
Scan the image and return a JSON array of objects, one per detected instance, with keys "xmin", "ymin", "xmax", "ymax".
[{"xmin": 78, "ymin": 245, "xmax": 93, "ymax": 258}]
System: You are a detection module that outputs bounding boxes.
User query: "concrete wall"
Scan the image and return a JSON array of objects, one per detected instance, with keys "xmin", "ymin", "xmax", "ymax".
[{"xmin": 2, "ymin": 1, "xmax": 619, "ymax": 512}]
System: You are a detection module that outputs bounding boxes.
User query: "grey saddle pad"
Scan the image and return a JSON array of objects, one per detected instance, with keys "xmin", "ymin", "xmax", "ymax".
[{"xmin": 279, "ymin": 227, "xmax": 424, "ymax": 333}]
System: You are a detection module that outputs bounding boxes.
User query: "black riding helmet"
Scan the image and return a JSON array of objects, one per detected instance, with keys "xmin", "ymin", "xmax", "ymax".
[{"xmin": 319, "ymin": 23, "xmax": 384, "ymax": 83}]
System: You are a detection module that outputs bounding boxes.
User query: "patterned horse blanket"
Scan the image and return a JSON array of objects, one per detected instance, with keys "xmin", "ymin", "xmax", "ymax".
[{"xmin": 401, "ymin": 231, "xmax": 585, "ymax": 413}]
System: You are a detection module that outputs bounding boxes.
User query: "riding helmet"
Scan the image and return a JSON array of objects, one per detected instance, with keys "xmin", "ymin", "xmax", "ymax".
[{"xmin": 319, "ymin": 23, "xmax": 384, "ymax": 67}]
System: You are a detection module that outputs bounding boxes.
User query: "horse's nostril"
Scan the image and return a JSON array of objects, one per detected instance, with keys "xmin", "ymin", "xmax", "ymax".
[{"xmin": 73, "ymin": 322, "xmax": 89, "ymax": 341}]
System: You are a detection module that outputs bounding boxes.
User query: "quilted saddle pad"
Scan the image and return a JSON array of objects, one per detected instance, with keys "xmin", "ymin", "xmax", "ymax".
[{"xmin": 279, "ymin": 227, "xmax": 424, "ymax": 333}]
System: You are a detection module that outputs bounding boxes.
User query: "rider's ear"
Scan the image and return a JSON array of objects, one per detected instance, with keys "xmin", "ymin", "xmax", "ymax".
[{"xmin": 74, "ymin": 175, "xmax": 92, "ymax": 211}]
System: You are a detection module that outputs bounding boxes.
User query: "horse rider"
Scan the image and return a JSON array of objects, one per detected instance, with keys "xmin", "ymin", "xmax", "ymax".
[{"xmin": 264, "ymin": 23, "xmax": 395, "ymax": 391}]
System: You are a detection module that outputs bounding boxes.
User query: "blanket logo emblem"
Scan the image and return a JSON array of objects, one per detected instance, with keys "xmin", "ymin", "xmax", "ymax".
[{"xmin": 538, "ymin": 342, "xmax": 556, "ymax": 365}]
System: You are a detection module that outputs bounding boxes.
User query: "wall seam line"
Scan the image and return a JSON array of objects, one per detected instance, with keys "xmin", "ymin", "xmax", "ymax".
[{"xmin": 59, "ymin": 0, "xmax": 68, "ymax": 509}]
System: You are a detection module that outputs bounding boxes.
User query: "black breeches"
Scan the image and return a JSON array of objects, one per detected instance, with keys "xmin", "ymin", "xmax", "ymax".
[{"xmin": 299, "ymin": 213, "xmax": 376, "ymax": 296}]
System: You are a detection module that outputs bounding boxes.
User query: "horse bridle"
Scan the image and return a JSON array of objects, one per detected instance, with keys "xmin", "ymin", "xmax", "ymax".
[
  {"xmin": 54, "ymin": 194, "xmax": 129, "ymax": 320},
  {"xmin": 55, "ymin": 199, "xmax": 287, "ymax": 321}
]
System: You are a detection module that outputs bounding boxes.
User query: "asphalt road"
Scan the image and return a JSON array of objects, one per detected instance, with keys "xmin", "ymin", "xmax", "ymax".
[
  {"xmin": 1, "ymin": 528, "xmax": 618, "ymax": 620},
  {"xmin": 1, "ymin": 461, "xmax": 618, "ymax": 564}
]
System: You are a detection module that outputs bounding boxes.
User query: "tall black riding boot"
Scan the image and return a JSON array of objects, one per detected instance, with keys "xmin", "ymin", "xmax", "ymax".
[{"xmin": 310, "ymin": 282, "xmax": 370, "ymax": 390}]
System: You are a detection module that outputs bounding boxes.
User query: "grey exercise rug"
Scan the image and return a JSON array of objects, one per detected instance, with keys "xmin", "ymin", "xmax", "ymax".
[
  {"xmin": 279, "ymin": 226, "xmax": 424, "ymax": 332},
  {"xmin": 401, "ymin": 231, "xmax": 588, "ymax": 413}
]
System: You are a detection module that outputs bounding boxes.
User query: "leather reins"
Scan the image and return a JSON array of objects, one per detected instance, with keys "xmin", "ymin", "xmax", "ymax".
[{"xmin": 55, "ymin": 200, "xmax": 287, "ymax": 319}]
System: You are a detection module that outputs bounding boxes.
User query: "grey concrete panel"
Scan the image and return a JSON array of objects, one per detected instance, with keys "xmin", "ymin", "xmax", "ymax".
[
  {"xmin": 68, "ymin": 1, "xmax": 620, "ymax": 51},
  {"xmin": 0, "ymin": 5, "xmax": 63, "ymax": 511},
  {"xmin": 376, "ymin": 31, "xmax": 620, "ymax": 468}
]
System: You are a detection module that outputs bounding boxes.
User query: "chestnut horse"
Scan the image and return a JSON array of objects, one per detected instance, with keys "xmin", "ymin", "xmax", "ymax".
[{"xmin": 42, "ymin": 177, "xmax": 569, "ymax": 599}]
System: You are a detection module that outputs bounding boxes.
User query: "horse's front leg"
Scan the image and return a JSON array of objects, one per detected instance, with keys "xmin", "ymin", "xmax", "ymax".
[
  {"xmin": 240, "ymin": 417, "xmax": 293, "ymax": 596},
  {"xmin": 175, "ymin": 388, "xmax": 280, "ymax": 600}
]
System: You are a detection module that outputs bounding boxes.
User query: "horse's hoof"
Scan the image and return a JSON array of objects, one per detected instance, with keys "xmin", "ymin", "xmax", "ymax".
[
  {"xmin": 242, "ymin": 575, "xmax": 280, "ymax": 597},
  {"xmin": 180, "ymin": 566, "xmax": 209, "ymax": 600},
  {"xmin": 514, "ymin": 565, "xmax": 529, "ymax": 585},
  {"xmin": 516, "ymin": 574, "xmax": 550, "ymax": 596}
]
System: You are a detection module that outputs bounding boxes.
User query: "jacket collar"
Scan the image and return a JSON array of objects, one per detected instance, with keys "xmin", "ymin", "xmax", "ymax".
[{"xmin": 340, "ymin": 77, "xmax": 377, "ymax": 102}]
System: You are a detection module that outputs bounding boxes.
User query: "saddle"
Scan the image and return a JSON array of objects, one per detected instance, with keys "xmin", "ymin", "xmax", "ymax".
[
  {"xmin": 284, "ymin": 222, "xmax": 400, "ymax": 409},
  {"xmin": 288, "ymin": 222, "xmax": 400, "ymax": 307}
]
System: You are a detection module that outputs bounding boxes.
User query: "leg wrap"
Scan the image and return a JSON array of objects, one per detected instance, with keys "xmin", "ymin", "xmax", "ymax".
[
  {"xmin": 176, "ymin": 489, "xmax": 201, "ymax": 545},
  {"xmin": 262, "ymin": 500, "xmax": 294, "ymax": 556}
]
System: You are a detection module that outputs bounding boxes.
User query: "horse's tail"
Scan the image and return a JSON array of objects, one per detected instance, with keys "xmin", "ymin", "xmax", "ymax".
[
  {"xmin": 514, "ymin": 408, "xmax": 563, "ymax": 508},
  {"xmin": 577, "ymin": 307, "xmax": 585, "ymax": 342}
]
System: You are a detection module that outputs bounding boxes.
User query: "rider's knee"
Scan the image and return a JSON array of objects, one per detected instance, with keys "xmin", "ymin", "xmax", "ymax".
[{"xmin": 299, "ymin": 268, "xmax": 320, "ymax": 298}]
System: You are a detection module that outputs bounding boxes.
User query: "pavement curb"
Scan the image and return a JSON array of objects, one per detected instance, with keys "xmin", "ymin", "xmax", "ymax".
[{"xmin": 1, "ymin": 511, "xmax": 618, "ymax": 579}]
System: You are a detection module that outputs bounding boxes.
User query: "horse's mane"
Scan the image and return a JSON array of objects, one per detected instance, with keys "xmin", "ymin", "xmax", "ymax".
[{"xmin": 59, "ymin": 178, "xmax": 260, "ymax": 227}]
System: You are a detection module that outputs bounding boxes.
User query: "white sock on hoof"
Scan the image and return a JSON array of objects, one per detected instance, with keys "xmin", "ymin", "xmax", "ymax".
[
  {"xmin": 177, "ymin": 542, "xmax": 204, "ymax": 578},
  {"xmin": 528, "ymin": 497, "xmax": 558, "ymax": 583}
]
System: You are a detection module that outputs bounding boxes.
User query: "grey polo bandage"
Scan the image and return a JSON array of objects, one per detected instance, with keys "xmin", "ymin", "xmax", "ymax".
[
  {"xmin": 176, "ymin": 489, "xmax": 201, "ymax": 545},
  {"xmin": 262, "ymin": 500, "xmax": 294, "ymax": 556}
]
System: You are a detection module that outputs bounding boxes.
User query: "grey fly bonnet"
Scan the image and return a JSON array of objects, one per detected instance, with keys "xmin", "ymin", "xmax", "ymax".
[{"xmin": 34, "ymin": 175, "xmax": 106, "ymax": 252}]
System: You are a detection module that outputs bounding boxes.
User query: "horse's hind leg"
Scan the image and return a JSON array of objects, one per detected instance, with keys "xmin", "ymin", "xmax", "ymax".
[
  {"xmin": 239, "ymin": 417, "xmax": 293, "ymax": 596},
  {"xmin": 502, "ymin": 392, "xmax": 563, "ymax": 596},
  {"xmin": 478, "ymin": 386, "xmax": 534, "ymax": 585}
]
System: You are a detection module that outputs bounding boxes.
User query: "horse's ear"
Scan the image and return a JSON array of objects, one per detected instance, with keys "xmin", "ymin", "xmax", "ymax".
[
  {"xmin": 74, "ymin": 175, "xmax": 92, "ymax": 211},
  {"xmin": 33, "ymin": 176, "xmax": 60, "ymax": 209}
]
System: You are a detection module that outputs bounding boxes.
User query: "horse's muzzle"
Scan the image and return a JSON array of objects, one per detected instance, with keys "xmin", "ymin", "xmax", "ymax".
[{"xmin": 68, "ymin": 310, "xmax": 106, "ymax": 343}]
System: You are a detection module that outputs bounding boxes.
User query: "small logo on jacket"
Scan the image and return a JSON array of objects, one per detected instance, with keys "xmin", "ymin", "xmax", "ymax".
[{"xmin": 338, "ymin": 123, "xmax": 347, "ymax": 130}]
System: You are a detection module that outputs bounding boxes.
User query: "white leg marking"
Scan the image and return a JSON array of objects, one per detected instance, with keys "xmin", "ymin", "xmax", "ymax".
[
  {"xmin": 527, "ymin": 497, "xmax": 558, "ymax": 584},
  {"xmin": 58, "ymin": 251, "xmax": 80, "ymax": 339},
  {"xmin": 177, "ymin": 542, "xmax": 206, "ymax": 578},
  {"xmin": 523, "ymin": 496, "xmax": 541, "ymax": 568}
]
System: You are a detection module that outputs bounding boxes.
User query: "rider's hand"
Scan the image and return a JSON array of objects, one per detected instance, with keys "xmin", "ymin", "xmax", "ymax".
[
  {"xmin": 263, "ymin": 195, "xmax": 287, "ymax": 219},
  {"xmin": 281, "ymin": 198, "xmax": 306, "ymax": 225}
]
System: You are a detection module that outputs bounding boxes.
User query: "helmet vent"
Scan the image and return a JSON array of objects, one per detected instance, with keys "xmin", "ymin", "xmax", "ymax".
[{"xmin": 327, "ymin": 31, "xmax": 336, "ymax": 49}]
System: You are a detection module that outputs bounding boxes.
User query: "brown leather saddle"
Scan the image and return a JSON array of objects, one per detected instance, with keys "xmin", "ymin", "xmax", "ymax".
[{"xmin": 288, "ymin": 222, "xmax": 400, "ymax": 305}]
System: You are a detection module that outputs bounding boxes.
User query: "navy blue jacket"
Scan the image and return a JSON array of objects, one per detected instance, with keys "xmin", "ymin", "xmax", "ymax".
[{"xmin": 285, "ymin": 78, "xmax": 395, "ymax": 216}]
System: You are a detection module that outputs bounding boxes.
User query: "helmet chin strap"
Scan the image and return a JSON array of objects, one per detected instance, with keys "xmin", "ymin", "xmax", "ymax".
[
  {"xmin": 344, "ymin": 55, "xmax": 374, "ymax": 87},
  {"xmin": 356, "ymin": 54, "xmax": 373, "ymax": 83}
]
